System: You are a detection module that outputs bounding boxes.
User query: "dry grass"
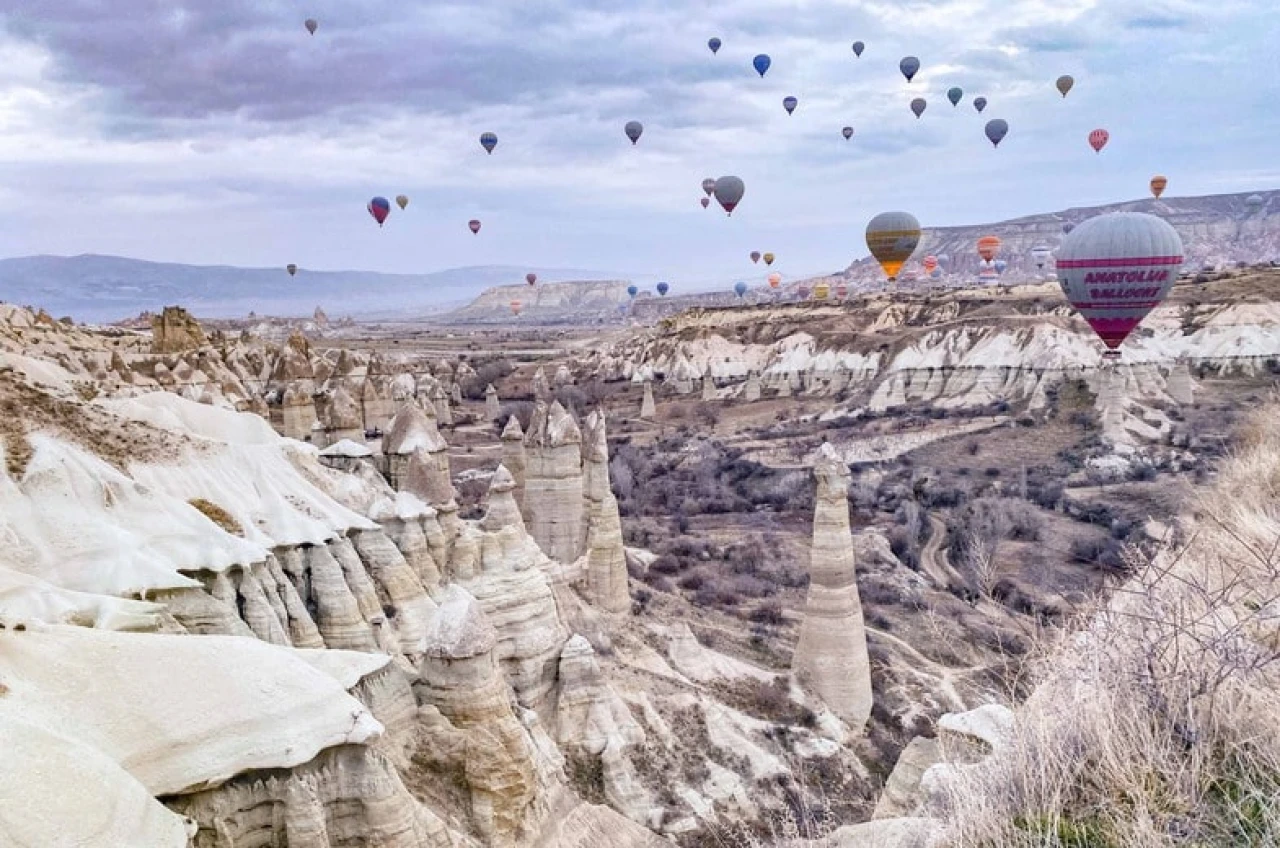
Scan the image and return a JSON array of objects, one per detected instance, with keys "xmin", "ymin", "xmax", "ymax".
[
  {"xmin": 187, "ymin": 498, "xmax": 244, "ymax": 536},
  {"xmin": 932, "ymin": 401, "xmax": 1280, "ymax": 847}
]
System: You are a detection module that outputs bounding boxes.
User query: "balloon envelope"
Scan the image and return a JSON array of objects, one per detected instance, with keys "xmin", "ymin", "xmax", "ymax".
[
  {"xmin": 852, "ymin": 41, "xmax": 864, "ymax": 56},
  {"xmin": 783, "ymin": 96, "xmax": 797, "ymax": 115},
  {"xmin": 480, "ymin": 132, "xmax": 498, "ymax": 154},
  {"xmin": 836, "ymin": 283, "xmax": 849, "ymax": 298},
  {"xmin": 750, "ymin": 251, "xmax": 761, "ymax": 264},
  {"xmin": 947, "ymin": 87, "xmax": 963, "ymax": 106},
  {"xmin": 469, "ymin": 219, "xmax": 481, "ymax": 234},
  {"xmin": 753, "ymin": 54, "xmax": 771, "ymax": 77},
  {"xmin": 985, "ymin": 119, "xmax": 1008, "ymax": 147},
  {"xmin": 813, "ymin": 283, "xmax": 830, "ymax": 301},
  {"xmin": 368, "ymin": 197, "xmax": 390, "ymax": 226},
  {"xmin": 701, "ymin": 178, "xmax": 716, "ymax": 196},
  {"xmin": 910, "ymin": 98, "xmax": 926, "ymax": 118},
  {"xmin": 866, "ymin": 211, "xmax": 922, "ymax": 280},
  {"xmin": 923, "ymin": 256, "xmax": 938, "ymax": 273},
  {"xmin": 1056, "ymin": 212, "xmax": 1184, "ymax": 350},
  {"xmin": 1056, "ymin": 75, "xmax": 1074, "ymax": 97},
  {"xmin": 994, "ymin": 259, "xmax": 1008, "ymax": 274},
  {"xmin": 700, "ymin": 197, "xmax": 710, "ymax": 209},
  {"xmin": 624, "ymin": 120, "xmax": 643, "ymax": 144},
  {"xmin": 899, "ymin": 56, "xmax": 920, "ymax": 81},
  {"xmin": 1246, "ymin": 194, "xmax": 1264, "ymax": 209},
  {"xmin": 973, "ymin": 96, "xmax": 987, "ymax": 113},
  {"xmin": 763, "ymin": 253, "xmax": 775, "ymax": 266},
  {"xmin": 734, "ymin": 282, "xmax": 748, "ymax": 297},
  {"xmin": 304, "ymin": 19, "xmax": 317, "ymax": 34},
  {"xmin": 768, "ymin": 272, "xmax": 782, "ymax": 288},
  {"xmin": 627, "ymin": 285, "xmax": 638, "ymax": 298},
  {"xmin": 977, "ymin": 235, "xmax": 1002, "ymax": 262},
  {"xmin": 713, "ymin": 176, "xmax": 745, "ymax": 215},
  {"xmin": 1089, "ymin": 128, "xmax": 1109, "ymax": 153},
  {"xmin": 1032, "ymin": 246, "xmax": 1053, "ymax": 270},
  {"xmin": 842, "ymin": 126, "xmax": 854, "ymax": 140},
  {"xmin": 526, "ymin": 273, "xmax": 537, "ymax": 286},
  {"xmin": 395, "ymin": 195, "xmax": 409, "ymax": 210},
  {"xmin": 657, "ymin": 282, "xmax": 670, "ymax": 296},
  {"xmin": 1150, "ymin": 176, "xmax": 1168, "ymax": 198},
  {"xmin": 1063, "ymin": 222, "xmax": 1075, "ymax": 234},
  {"xmin": 708, "ymin": 37, "xmax": 721, "ymax": 54},
  {"xmin": 510, "ymin": 300, "xmax": 522, "ymax": 316},
  {"xmin": 286, "ymin": 264, "xmax": 297, "ymax": 276}
]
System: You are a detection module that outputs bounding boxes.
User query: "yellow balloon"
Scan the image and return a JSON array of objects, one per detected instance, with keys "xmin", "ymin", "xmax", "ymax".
[
  {"xmin": 763, "ymin": 252, "xmax": 775, "ymax": 266},
  {"xmin": 865, "ymin": 211, "xmax": 922, "ymax": 281},
  {"xmin": 813, "ymin": 283, "xmax": 830, "ymax": 300},
  {"xmin": 396, "ymin": 195, "xmax": 409, "ymax": 210}
]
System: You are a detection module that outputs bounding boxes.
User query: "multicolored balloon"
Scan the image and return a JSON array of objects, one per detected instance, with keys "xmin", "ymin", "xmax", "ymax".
[
  {"xmin": 286, "ymin": 264, "xmax": 297, "ymax": 276},
  {"xmin": 842, "ymin": 126, "xmax": 854, "ymax": 140},
  {"xmin": 1056, "ymin": 75, "xmax": 1074, "ymax": 97},
  {"xmin": 973, "ymin": 96, "xmax": 988, "ymax": 113},
  {"xmin": 865, "ymin": 211, "xmax": 922, "ymax": 281},
  {"xmin": 480, "ymin": 132, "xmax": 498, "ymax": 154},
  {"xmin": 910, "ymin": 98, "xmax": 927, "ymax": 118},
  {"xmin": 469, "ymin": 219, "xmax": 481, "ymax": 234},
  {"xmin": 985, "ymin": 119, "xmax": 1009, "ymax": 148},
  {"xmin": 753, "ymin": 54, "xmax": 771, "ymax": 77},
  {"xmin": 526, "ymin": 273, "xmax": 537, "ymax": 286},
  {"xmin": 734, "ymin": 281, "xmax": 748, "ymax": 298},
  {"xmin": 763, "ymin": 253, "xmax": 775, "ymax": 266},
  {"xmin": 304, "ymin": 19, "xmax": 317, "ymax": 34},
  {"xmin": 1056, "ymin": 212, "xmax": 1184, "ymax": 352},
  {"xmin": 1150, "ymin": 176, "xmax": 1168, "ymax": 199},
  {"xmin": 624, "ymin": 120, "xmax": 643, "ymax": 145},
  {"xmin": 1089, "ymin": 128, "xmax": 1109, "ymax": 153},
  {"xmin": 368, "ymin": 197, "xmax": 391, "ymax": 227},
  {"xmin": 947, "ymin": 87, "xmax": 963, "ymax": 106},
  {"xmin": 657, "ymin": 282, "xmax": 670, "ymax": 296},
  {"xmin": 900, "ymin": 56, "xmax": 920, "ymax": 82},
  {"xmin": 395, "ymin": 195, "xmax": 409, "ymax": 210},
  {"xmin": 783, "ymin": 96, "xmax": 798, "ymax": 115},
  {"xmin": 714, "ymin": 176, "xmax": 745, "ymax": 216},
  {"xmin": 852, "ymin": 41, "xmax": 865, "ymax": 57},
  {"xmin": 708, "ymin": 37, "xmax": 722, "ymax": 54},
  {"xmin": 977, "ymin": 235, "xmax": 1002, "ymax": 262}
]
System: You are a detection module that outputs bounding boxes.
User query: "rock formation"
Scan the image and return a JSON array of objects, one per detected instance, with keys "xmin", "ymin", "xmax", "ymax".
[
  {"xmin": 744, "ymin": 372, "xmax": 761, "ymax": 402},
  {"xmin": 792, "ymin": 442, "xmax": 873, "ymax": 734},
  {"xmin": 701, "ymin": 375, "xmax": 716, "ymax": 401},
  {"xmin": 486, "ymin": 383, "xmax": 502, "ymax": 419},
  {"xmin": 523, "ymin": 402, "xmax": 585, "ymax": 565},
  {"xmin": 640, "ymin": 382, "xmax": 656, "ymax": 419},
  {"xmin": 281, "ymin": 384, "xmax": 318, "ymax": 441},
  {"xmin": 581, "ymin": 411, "xmax": 631, "ymax": 614},
  {"xmin": 501, "ymin": 415, "xmax": 528, "ymax": 511},
  {"xmin": 432, "ymin": 385, "xmax": 453, "ymax": 428},
  {"xmin": 318, "ymin": 384, "xmax": 364, "ymax": 447},
  {"xmin": 1166, "ymin": 359, "xmax": 1196, "ymax": 405},
  {"xmin": 150, "ymin": 306, "xmax": 208, "ymax": 354},
  {"xmin": 554, "ymin": 364, "xmax": 574, "ymax": 387},
  {"xmin": 382, "ymin": 402, "xmax": 448, "ymax": 490},
  {"xmin": 533, "ymin": 366, "xmax": 550, "ymax": 402}
]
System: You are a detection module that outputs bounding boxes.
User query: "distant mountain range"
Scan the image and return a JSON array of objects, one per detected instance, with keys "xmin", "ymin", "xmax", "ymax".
[{"xmin": 0, "ymin": 255, "xmax": 624, "ymax": 323}]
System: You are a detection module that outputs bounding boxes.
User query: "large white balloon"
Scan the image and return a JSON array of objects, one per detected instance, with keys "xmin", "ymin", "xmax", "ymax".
[{"xmin": 1056, "ymin": 212, "xmax": 1184, "ymax": 353}]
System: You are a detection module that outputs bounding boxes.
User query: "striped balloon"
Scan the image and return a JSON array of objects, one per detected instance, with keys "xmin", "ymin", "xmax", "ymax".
[
  {"xmin": 1088, "ymin": 128, "xmax": 1109, "ymax": 153},
  {"xmin": 1056, "ymin": 212, "xmax": 1183, "ymax": 352},
  {"xmin": 865, "ymin": 211, "xmax": 921, "ymax": 281}
]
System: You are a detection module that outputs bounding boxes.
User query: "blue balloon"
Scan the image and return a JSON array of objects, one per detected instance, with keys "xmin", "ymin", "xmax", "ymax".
[
  {"xmin": 479, "ymin": 132, "xmax": 498, "ymax": 154},
  {"xmin": 657, "ymin": 282, "xmax": 670, "ymax": 296},
  {"xmin": 752, "ymin": 54, "xmax": 771, "ymax": 77},
  {"xmin": 994, "ymin": 259, "xmax": 1008, "ymax": 274},
  {"xmin": 627, "ymin": 285, "xmax": 638, "ymax": 298},
  {"xmin": 783, "ymin": 95, "xmax": 798, "ymax": 115},
  {"xmin": 708, "ymin": 37, "xmax": 721, "ymax": 54},
  {"xmin": 734, "ymin": 281, "xmax": 748, "ymax": 297}
]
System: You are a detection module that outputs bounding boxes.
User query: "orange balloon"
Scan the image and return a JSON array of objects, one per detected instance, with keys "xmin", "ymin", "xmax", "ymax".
[
  {"xmin": 768, "ymin": 272, "xmax": 782, "ymax": 289},
  {"xmin": 977, "ymin": 235, "xmax": 1002, "ymax": 262},
  {"xmin": 1150, "ymin": 175, "xmax": 1167, "ymax": 198},
  {"xmin": 922, "ymin": 255, "xmax": 938, "ymax": 273}
]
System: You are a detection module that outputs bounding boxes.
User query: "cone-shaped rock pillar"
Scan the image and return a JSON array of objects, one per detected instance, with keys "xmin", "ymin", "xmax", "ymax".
[{"xmin": 581, "ymin": 411, "xmax": 631, "ymax": 613}]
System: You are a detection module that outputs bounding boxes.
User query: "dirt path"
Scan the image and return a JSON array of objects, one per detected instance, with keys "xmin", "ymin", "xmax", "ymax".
[{"xmin": 920, "ymin": 514, "xmax": 966, "ymax": 590}]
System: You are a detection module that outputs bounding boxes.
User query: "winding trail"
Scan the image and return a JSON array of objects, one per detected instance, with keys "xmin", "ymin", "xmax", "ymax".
[{"xmin": 920, "ymin": 513, "xmax": 967, "ymax": 590}]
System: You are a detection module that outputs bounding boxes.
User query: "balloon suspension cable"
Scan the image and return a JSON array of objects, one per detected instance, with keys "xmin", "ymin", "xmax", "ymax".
[{"xmin": 1102, "ymin": 349, "xmax": 1122, "ymax": 361}]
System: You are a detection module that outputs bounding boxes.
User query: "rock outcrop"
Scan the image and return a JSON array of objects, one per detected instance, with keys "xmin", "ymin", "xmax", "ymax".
[
  {"xmin": 486, "ymin": 383, "xmax": 501, "ymax": 419},
  {"xmin": 382, "ymin": 402, "xmax": 448, "ymax": 490},
  {"xmin": 1166, "ymin": 359, "xmax": 1196, "ymax": 405},
  {"xmin": 151, "ymin": 306, "xmax": 208, "ymax": 354},
  {"xmin": 501, "ymin": 416, "xmax": 528, "ymax": 512},
  {"xmin": 432, "ymin": 385, "xmax": 453, "ymax": 428},
  {"xmin": 640, "ymin": 382, "xmax": 656, "ymax": 419},
  {"xmin": 744, "ymin": 371, "xmax": 761, "ymax": 402},
  {"xmin": 792, "ymin": 442, "xmax": 873, "ymax": 734},
  {"xmin": 581, "ymin": 411, "xmax": 630, "ymax": 614},
  {"xmin": 523, "ymin": 402, "xmax": 585, "ymax": 565}
]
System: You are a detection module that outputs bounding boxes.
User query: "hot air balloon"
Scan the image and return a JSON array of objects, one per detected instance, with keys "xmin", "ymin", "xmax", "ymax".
[
  {"xmin": 753, "ymin": 54, "xmax": 771, "ymax": 77},
  {"xmin": 700, "ymin": 197, "xmax": 710, "ymax": 209},
  {"xmin": 1056, "ymin": 75, "xmax": 1074, "ymax": 97},
  {"xmin": 480, "ymin": 132, "xmax": 498, "ymax": 154},
  {"xmin": 768, "ymin": 272, "xmax": 782, "ymax": 289},
  {"xmin": 1246, "ymin": 194, "xmax": 1264, "ymax": 211},
  {"xmin": 469, "ymin": 219, "xmax": 481, "ymax": 234},
  {"xmin": 1150, "ymin": 176, "xmax": 1168, "ymax": 199},
  {"xmin": 734, "ymin": 281, "xmax": 748, "ymax": 298},
  {"xmin": 783, "ymin": 96, "xmax": 798, "ymax": 115},
  {"xmin": 368, "ymin": 197, "xmax": 391, "ymax": 227},
  {"xmin": 657, "ymin": 282, "xmax": 670, "ymax": 296},
  {"xmin": 852, "ymin": 41, "xmax": 865, "ymax": 57},
  {"xmin": 286, "ymin": 264, "xmax": 297, "ymax": 276},
  {"xmin": 947, "ymin": 87, "xmax": 963, "ymax": 106},
  {"xmin": 836, "ymin": 283, "xmax": 849, "ymax": 298},
  {"xmin": 1032, "ymin": 245, "xmax": 1053, "ymax": 270},
  {"xmin": 713, "ymin": 176, "xmax": 745, "ymax": 216},
  {"xmin": 1088, "ymin": 129, "xmax": 1109, "ymax": 153},
  {"xmin": 985, "ymin": 119, "xmax": 1008, "ymax": 148},
  {"xmin": 526, "ymin": 273, "xmax": 537, "ymax": 286},
  {"xmin": 624, "ymin": 120, "xmax": 643, "ymax": 145},
  {"xmin": 923, "ymin": 256, "xmax": 938, "ymax": 274},
  {"xmin": 930, "ymin": 268, "xmax": 942, "ymax": 280},
  {"xmin": 395, "ymin": 195, "xmax": 409, "ymax": 210},
  {"xmin": 979, "ymin": 264, "xmax": 999, "ymax": 284},
  {"xmin": 627, "ymin": 284, "xmax": 638, "ymax": 299},
  {"xmin": 750, "ymin": 251, "xmax": 761, "ymax": 264},
  {"xmin": 910, "ymin": 98, "xmax": 927, "ymax": 118},
  {"xmin": 701, "ymin": 178, "xmax": 716, "ymax": 196},
  {"xmin": 994, "ymin": 259, "xmax": 1008, "ymax": 275},
  {"xmin": 797, "ymin": 286, "xmax": 811, "ymax": 300},
  {"xmin": 763, "ymin": 253, "xmax": 775, "ymax": 266},
  {"xmin": 1056, "ymin": 212, "xmax": 1184, "ymax": 353},
  {"xmin": 842, "ymin": 126, "xmax": 854, "ymax": 140},
  {"xmin": 510, "ymin": 300, "xmax": 522, "ymax": 316},
  {"xmin": 866, "ymin": 211, "xmax": 922, "ymax": 281},
  {"xmin": 900, "ymin": 56, "xmax": 920, "ymax": 82},
  {"xmin": 974, "ymin": 97, "xmax": 987, "ymax": 113},
  {"xmin": 1063, "ymin": 222, "xmax": 1075, "ymax": 234},
  {"xmin": 977, "ymin": 235, "xmax": 1002, "ymax": 263},
  {"xmin": 304, "ymin": 19, "xmax": 317, "ymax": 34},
  {"xmin": 708, "ymin": 37, "xmax": 722, "ymax": 54},
  {"xmin": 813, "ymin": 283, "xmax": 830, "ymax": 301}
]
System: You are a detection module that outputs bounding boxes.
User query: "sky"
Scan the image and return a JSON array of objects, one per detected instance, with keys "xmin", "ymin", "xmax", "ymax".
[{"xmin": 0, "ymin": 0, "xmax": 1276, "ymax": 291}]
